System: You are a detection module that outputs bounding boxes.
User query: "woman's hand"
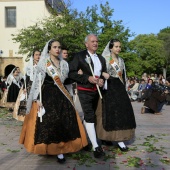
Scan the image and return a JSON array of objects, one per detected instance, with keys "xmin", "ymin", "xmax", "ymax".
[
  {"xmin": 102, "ymin": 72, "xmax": 110, "ymax": 79},
  {"xmin": 78, "ymin": 69, "xmax": 83, "ymax": 75},
  {"xmin": 97, "ymin": 79, "xmax": 104, "ymax": 87}
]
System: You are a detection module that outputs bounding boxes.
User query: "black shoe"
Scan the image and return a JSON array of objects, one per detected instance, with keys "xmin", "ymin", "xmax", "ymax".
[
  {"xmin": 93, "ymin": 146, "xmax": 105, "ymax": 158},
  {"xmin": 83, "ymin": 143, "xmax": 92, "ymax": 151},
  {"xmin": 57, "ymin": 157, "xmax": 66, "ymax": 164},
  {"xmin": 118, "ymin": 145, "xmax": 129, "ymax": 152},
  {"xmin": 101, "ymin": 140, "xmax": 113, "ymax": 146}
]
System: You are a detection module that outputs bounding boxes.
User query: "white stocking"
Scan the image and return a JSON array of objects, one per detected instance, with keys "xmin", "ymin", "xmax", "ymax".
[
  {"xmin": 84, "ymin": 120, "xmax": 98, "ymax": 150},
  {"xmin": 57, "ymin": 154, "xmax": 64, "ymax": 159},
  {"xmin": 118, "ymin": 142, "xmax": 126, "ymax": 148}
]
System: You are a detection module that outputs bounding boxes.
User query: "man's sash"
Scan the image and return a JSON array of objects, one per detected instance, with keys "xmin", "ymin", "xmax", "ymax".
[
  {"xmin": 109, "ymin": 57, "xmax": 124, "ymax": 84},
  {"xmin": 46, "ymin": 59, "xmax": 74, "ymax": 106}
]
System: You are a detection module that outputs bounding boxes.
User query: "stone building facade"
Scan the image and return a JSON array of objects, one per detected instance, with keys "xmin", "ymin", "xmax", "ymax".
[{"xmin": 0, "ymin": 0, "xmax": 64, "ymax": 77}]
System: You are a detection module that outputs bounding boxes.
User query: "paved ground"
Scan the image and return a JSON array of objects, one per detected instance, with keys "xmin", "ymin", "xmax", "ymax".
[{"xmin": 0, "ymin": 101, "xmax": 170, "ymax": 170}]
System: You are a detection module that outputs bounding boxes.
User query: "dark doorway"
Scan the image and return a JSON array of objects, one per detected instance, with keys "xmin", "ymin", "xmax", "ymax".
[{"xmin": 5, "ymin": 64, "xmax": 16, "ymax": 76}]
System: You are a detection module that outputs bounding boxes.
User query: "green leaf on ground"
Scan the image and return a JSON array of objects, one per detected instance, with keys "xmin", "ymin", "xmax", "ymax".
[
  {"xmin": 7, "ymin": 149, "xmax": 20, "ymax": 153},
  {"xmin": 160, "ymin": 158, "xmax": 170, "ymax": 165},
  {"xmin": 70, "ymin": 152, "xmax": 97, "ymax": 166},
  {"xmin": 126, "ymin": 156, "xmax": 143, "ymax": 168}
]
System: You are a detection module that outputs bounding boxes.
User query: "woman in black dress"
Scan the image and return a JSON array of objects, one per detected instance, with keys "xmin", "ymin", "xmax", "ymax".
[
  {"xmin": 96, "ymin": 39, "xmax": 136, "ymax": 151},
  {"xmin": 13, "ymin": 50, "xmax": 41, "ymax": 121},
  {"xmin": 6, "ymin": 67, "xmax": 21, "ymax": 108},
  {"xmin": 19, "ymin": 39, "xmax": 87, "ymax": 163}
]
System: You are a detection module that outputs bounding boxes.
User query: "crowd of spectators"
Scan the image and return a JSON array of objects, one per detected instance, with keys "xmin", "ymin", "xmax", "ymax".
[
  {"xmin": 1, "ymin": 72, "xmax": 170, "ymax": 115},
  {"xmin": 126, "ymin": 73, "xmax": 170, "ymax": 115},
  {"xmin": 127, "ymin": 73, "xmax": 169, "ymax": 102}
]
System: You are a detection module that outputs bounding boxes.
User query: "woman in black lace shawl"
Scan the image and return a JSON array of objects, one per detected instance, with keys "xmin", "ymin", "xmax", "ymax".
[
  {"xmin": 96, "ymin": 39, "xmax": 136, "ymax": 151},
  {"xmin": 19, "ymin": 39, "xmax": 87, "ymax": 163}
]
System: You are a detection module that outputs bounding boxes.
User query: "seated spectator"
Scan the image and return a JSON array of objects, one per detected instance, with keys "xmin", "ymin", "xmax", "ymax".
[
  {"xmin": 142, "ymin": 73, "xmax": 148, "ymax": 82},
  {"xmin": 165, "ymin": 76, "xmax": 170, "ymax": 87},
  {"xmin": 154, "ymin": 74, "xmax": 159, "ymax": 85},
  {"xmin": 126, "ymin": 77, "xmax": 130, "ymax": 91},
  {"xmin": 145, "ymin": 79, "xmax": 153, "ymax": 90},
  {"xmin": 128, "ymin": 79, "xmax": 135, "ymax": 91},
  {"xmin": 128, "ymin": 79, "xmax": 139, "ymax": 101},
  {"xmin": 159, "ymin": 78, "xmax": 164, "ymax": 85},
  {"xmin": 141, "ymin": 83, "xmax": 170, "ymax": 115},
  {"xmin": 159, "ymin": 74, "xmax": 166, "ymax": 85},
  {"xmin": 165, "ymin": 76, "xmax": 170, "ymax": 105},
  {"xmin": 140, "ymin": 79, "xmax": 153, "ymax": 101},
  {"xmin": 147, "ymin": 74, "xmax": 151, "ymax": 81},
  {"xmin": 150, "ymin": 73, "xmax": 155, "ymax": 81},
  {"xmin": 137, "ymin": 79, "xmax": 146, "ymax": 102},
  {"xmin": 1, "ymin": 76, "xmax": 7, "ymax": 92}
]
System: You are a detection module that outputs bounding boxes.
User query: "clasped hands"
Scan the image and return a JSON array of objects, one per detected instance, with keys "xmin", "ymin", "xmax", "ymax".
[
  {"xmin": 88, "ymin": 76, "xmax": 104, "ymax": 87},
  {"xmin": 78, "ymin": 69, "xmax": 104, "ymax": 87}
]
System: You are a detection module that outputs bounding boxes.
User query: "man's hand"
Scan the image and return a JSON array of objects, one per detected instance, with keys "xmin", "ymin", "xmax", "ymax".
[
  {"xmin": 88, "ymin": 76, "xmax": 98, "ymax": 84},
  {"xmin": 97, "ymin": 78, "xmax": 104, "ymax": 87}
]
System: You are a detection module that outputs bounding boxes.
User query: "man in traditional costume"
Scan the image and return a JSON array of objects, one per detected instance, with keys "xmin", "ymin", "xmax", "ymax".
[{"xmin": 68, "ymin": 34, "xmax": 106, "ymax": 158}]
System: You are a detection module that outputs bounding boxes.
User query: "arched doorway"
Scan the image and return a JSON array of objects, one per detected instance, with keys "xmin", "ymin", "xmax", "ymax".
[{"xmin": 5, "ymin": 64, "xmax": 16, "ymax": 77}]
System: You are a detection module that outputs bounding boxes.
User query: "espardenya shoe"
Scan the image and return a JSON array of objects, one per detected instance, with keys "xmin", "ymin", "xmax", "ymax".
[
  {"xmin": 93, "ymin": 146, "xmax": 105, "ymax": 158},
  {"xmin": 118, "ymin": 145, "xmax": 129, "ymax": 152},
  {"xmin": 57, "ymin": 157, "xmax": 66, "ymax": 164}
]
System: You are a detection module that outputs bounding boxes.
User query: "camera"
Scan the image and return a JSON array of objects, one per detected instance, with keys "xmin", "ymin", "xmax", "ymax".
[{"xmin": 152, "ymin": 84, "xmax": 170, "ymax": 93}]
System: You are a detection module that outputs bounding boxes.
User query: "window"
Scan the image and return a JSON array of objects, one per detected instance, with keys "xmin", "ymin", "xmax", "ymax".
[
  {"xmin": 5, "ymin": 7, "xmax": 16, "ymax": 27},
  {"xmin": 45, "ymin": 0, "xmax": 65, "ymax": 13}
]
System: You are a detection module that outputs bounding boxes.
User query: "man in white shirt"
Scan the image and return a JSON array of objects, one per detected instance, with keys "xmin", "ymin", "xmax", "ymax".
[{"xmin": 68, "ymin": 34, "xmax": 106, "ymax": 158}]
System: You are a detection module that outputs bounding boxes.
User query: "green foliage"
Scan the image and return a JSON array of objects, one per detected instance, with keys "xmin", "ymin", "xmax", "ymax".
[
  {"xmin": 128, "ymin": 34, "xmax": 165, "ymax": 75},
  {"xmin": 12, "ymin": 1, "xmax": 133, "ymax": 63},
  {"xmin": 158, "ymin": 27, "xmax": 170, "ymax": 67},
  {"xmin": 121, "ymin": 52, "xmax": 143, "ymax": 77}
]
